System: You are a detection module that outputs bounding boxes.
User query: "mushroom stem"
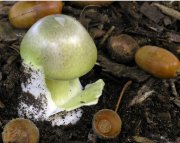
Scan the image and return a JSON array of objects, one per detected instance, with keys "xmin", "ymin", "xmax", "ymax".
[
  {"xmin": 46, "ymin": 78, "xmax": 82, "ymax": 108},
  {"xmin": 46, "ymin": 78, "xmax": 105, "ymax": 111}
]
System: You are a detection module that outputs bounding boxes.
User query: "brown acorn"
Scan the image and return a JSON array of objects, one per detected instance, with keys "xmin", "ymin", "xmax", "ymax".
[
  {"xmin": 9, "ymin": 1, "xmax": 63, "ymax": 29},
  {"xmin": 2, "ymin": 118, "xmax": 39, "ymax": 143},
  {"xmin": 107, "ymin": 34, "xmax": 139, "ymax": 64},
  {"xmin": 92, "ymin": 109, "xmax": 122, "ymax": 139},
  {"xmin": 135, "ymin": 45, "xmax": 180, "ymax": 78}
]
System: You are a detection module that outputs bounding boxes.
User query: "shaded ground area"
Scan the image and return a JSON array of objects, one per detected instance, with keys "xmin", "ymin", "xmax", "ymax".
[{"xmin": 0, "ymin": 1, "xmax": 180, "ymax": 143}]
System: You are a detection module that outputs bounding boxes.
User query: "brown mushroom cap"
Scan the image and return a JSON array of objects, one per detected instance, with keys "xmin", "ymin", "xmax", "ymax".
[{"xmin": 92, "ymin": 109, "xmax": 122, "ymax": 139}]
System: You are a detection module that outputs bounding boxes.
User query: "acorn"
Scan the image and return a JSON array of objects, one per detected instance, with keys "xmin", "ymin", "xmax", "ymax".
[
  {"xmin": 2, "ymin": 118, "xmax": 39, "ymax": 143},
  {"xmin": 92, "ymin": 81, "xmax": 132, "ymax": 139},
  {"xmin": 135, "ymin": 45, "xmax": 180, "ymax": 78},
  {"xmin": 107, "ymin": 34, "xmax": 139, "ymax": 64},
  {"xmin": 9, "ymin": 1, "xmax": 63, "ymax": 29},
  {"xmin": 92, "ymin": 109, "xmax": 122, "ymax": 139}
]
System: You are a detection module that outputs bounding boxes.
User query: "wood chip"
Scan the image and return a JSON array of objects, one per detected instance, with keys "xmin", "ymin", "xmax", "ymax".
[
  {"xmin": 0, "ymin": 22, "xmax": 17, "ymax": 42},
  {"xmin": 170, "ymin": 79, "xmax": 179, "ymax": 97},
  {"xmin": 89, "ymin": 28, "xmax": 105, "ymax": 39},
  {"xmin": 157, "ymin": 95, "xmax": 170, "ymax": 103},
  {"xmin": 171, "ymin": 97, "xmax": 180, "ymax": 108},
  {"xmin": 7, "ymin": 55, "xmax": 18, "ymax": 65},
  {"xmin": 157, "ymin": 112, "xmax": 171, "ymax": 122},
  {"xmin": 163, "ymin": 16, "xmax": 172, "ymax": 26},
  {"xmin": 133, "ymin": 136, "xmax": 155, "ymax": 143},
  {"xmin": 140, "ymin": 2, "xmax": 164, "ymax": 23},
  {"xmin": 167, "ymin": 32, "xmax": 180, "ymax": 43},
  {"xmin": 129, "ymin": 84, "xmax": 154, "ymax": 107},
  {"xmin": 153, "ymin": 3, "xmax": 180, "ymax": 20},
  {"xmin": 119, "ymin": 1, "xmax": 141, "ymax": 20},
  {"xmin": 0, "ymin": 6, "xmax": 10, "ymax": 16},
  {"xmin": 129, "ymin": 90, "xmax": 154, "ymax": 107},
  {"xmin": 176, "ymin": 137, "xmax": 180, "ymax": 143},
  {"xmin": 98, "ymin": 54, "xmax": 150, "ymax": 82}
]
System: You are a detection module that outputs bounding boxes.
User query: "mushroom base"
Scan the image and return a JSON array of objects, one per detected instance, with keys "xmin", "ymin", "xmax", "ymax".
[
  {"xmin": 19, "ymin": 63, "xmax": 105, "ymax": 126},
  {"xmin": 19, "ymin": 65, "xmax": 83, "ymax": 126}
]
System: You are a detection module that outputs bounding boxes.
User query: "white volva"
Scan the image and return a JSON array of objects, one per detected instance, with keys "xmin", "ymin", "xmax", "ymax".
[{"xmin": 19, "ymin": 64, "xmax": 83, "ymax": 126}]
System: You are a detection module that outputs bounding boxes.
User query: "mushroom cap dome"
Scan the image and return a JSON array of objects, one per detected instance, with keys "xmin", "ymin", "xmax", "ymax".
[{"xmin": 20, "ymin": 14, "xmax": 97, "ymax": 80}]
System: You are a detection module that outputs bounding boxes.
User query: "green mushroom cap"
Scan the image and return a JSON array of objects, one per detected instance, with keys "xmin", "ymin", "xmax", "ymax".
[{"xmin": 20, "ymin": 14, "xmax": 97, "ymax": 80}]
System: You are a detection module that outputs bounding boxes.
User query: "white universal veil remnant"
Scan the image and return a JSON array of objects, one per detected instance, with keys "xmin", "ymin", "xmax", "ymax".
[{"xmin": 19, "ymin": 14, "xmax": 105, "ymax": 126}]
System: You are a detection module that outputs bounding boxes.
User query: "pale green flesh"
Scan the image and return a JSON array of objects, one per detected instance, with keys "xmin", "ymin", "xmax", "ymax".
[
  {"xmin": 46, "ymin": 78, "xmax": 82, "ymax": 106},
  {"xmin": 20, "ymin": 15, "xmax": 97, "ymax": 80},
  {"xmin": 46, "ymin": 78, "xmax": 105, "ymax": 111}
]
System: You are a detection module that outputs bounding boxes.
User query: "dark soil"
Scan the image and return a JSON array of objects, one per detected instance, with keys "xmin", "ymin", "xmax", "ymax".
[{"xmin": 0, "ymin": 1, "xmax": 180, "ymax": 143}]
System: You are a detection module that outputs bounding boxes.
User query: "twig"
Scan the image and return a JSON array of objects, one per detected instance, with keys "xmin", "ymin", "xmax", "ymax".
[
  {"xmin": 79, "ymin": 5, "xmax": 100, "ymax": 29},
  {"xmin": 99, "ymin": 25, "xmax": 115, "ymax": 46},
  {"xmin": 115, "ymin": 80, "xmax": 132, "ymax": 112},
  {"xmin": 80, "ymin": 5, "xmax": 100, "ymax": 18},
  {"xmin": 153, "ymin": 3, "xmax": 180, "ymax": 20},
  {"xmin": 9, "ymin": 45, "xmax": 19, "ymax": 54}
]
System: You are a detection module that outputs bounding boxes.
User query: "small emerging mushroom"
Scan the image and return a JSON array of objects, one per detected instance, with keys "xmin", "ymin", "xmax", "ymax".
[
  {"xmin": 2, "ymin": 118, "xmax": 39, "ymax": 143},
  {"xmin": 20, "ymin": 14, "xmax": 105, "ymax": 125}
]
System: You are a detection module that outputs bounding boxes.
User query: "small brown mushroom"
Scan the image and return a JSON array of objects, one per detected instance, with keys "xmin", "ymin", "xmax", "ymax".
[
  {"xmin": 92, "ymin": 109, "xmax": 122, "ymax": 139},
  {"xmin": 2, "ymin": 118, "xmax": 39, "ymax": 143}
]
